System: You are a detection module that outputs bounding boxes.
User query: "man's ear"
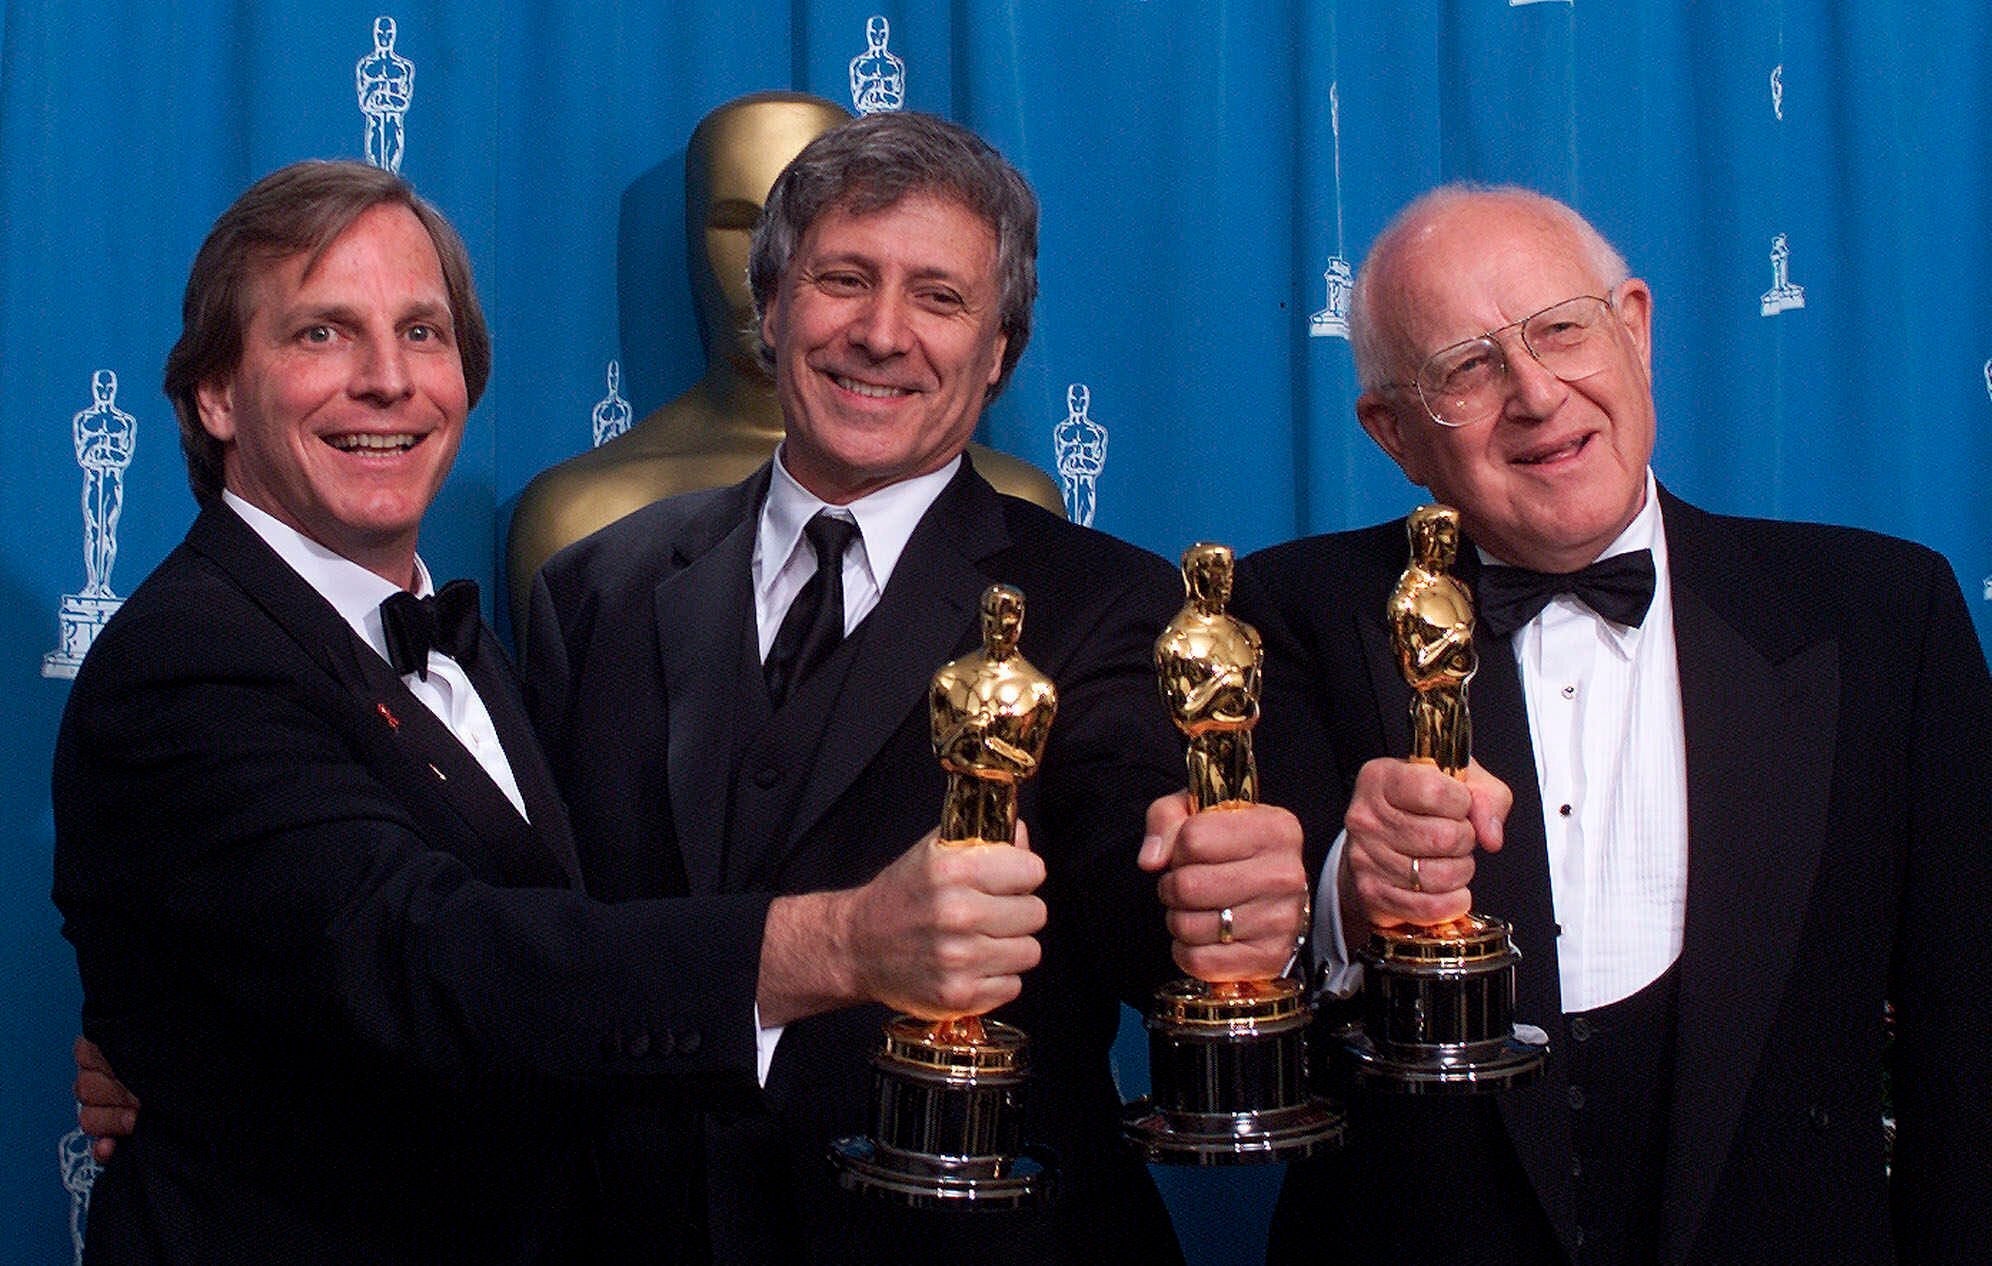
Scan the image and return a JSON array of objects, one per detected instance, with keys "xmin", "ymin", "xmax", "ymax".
[
  {"xmin": 1357, "ymin": 391, "xmax": 1426, "ymax": 486},
  {"xmin": 195, "ymin": 378, "xmax": 237, "ymax": 442},
  {"xmin": 757, "ymin": 292, "xmax": 782, "ymax": 364},
  {"xmin": 1613, "ymin": 278, "xmax": 1654, "ymax": 379}
]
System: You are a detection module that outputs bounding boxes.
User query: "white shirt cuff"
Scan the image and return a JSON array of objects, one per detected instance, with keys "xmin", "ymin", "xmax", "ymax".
[
  {"xmin": 1313, "ymin": 829, "xmax": 1364, "ymax": 999},
  {"xmin": 753, "ymin": 1006, "xmax": 782, "ymax": 1087}
]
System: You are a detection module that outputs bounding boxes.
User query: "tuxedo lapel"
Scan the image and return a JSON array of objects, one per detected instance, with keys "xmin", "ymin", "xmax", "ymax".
[
  {"xmin": 1356, "ymin": 596, "xmax": 1411, "ymax": 760},
  {"xmin": 343, "ymin": 626, "xmax": 576, "ymax": 888},
  {"xmin": 772, "ymin": 465, "xmax": 999, "ymax": 868},
  {"xmin": 653, "ymin": 474, "xmax": 769, "ymax": 897},
  {"xmin": 1656, "ymin": 498, "xmax": 1839, "ymax": 1266},
  {"xmin": 1469, "ymin": 627, "xmax": 1579, "ymax": 1260},
  {"xmin": 186, "ymin": 506, "xmax": 575, "ymax": 886},
  {"xmin": 462, "ymin": 626, "xmax": 581, "ymax": 886}
]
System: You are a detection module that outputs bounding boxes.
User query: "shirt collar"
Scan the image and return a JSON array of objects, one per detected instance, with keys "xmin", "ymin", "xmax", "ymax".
[
  {"xmin": 756, "ymin": 447, "xmax": 961, "ymax": 594},
  {"xmin": 1598, "ymin": 468, "xmax": 1664, "ymax": 565},
  {"xmin": 222, "ymin": 489, "xmax": 433, "ymax": 665},
  {"xmin": 1586, "ymin": 470, "xmax": 1668, "ymax": 654}
]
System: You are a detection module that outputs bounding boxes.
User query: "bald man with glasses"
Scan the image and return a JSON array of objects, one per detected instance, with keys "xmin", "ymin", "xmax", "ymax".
[{"xmin": 1235, "ymin": 184, "xmax": 1991, "ymax": 1265}]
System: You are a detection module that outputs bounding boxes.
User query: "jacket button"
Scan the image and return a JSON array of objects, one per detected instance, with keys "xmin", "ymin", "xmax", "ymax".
[
  {"xmin": 752, "ymin": 766, "xmax": 781, "ymax": 789},
  {"xmin": 1567, "ymin": 1084, "xmax": 1586, "ymax": 1110},
  {"xmin": 1568, "ymin": 1016, "xmax": 1591, "ymax": 1042},
  {"xmin": 679, "ymin": 1028, "xmax": 702, "ymax": 1055},
  {"xmin": 626, "ymin": 1031, "xmax": 651, "ymax": 1058},
  {"xmin": 1808, "ymin": 1104, "xmax": 1831, "ymax": 1130}
]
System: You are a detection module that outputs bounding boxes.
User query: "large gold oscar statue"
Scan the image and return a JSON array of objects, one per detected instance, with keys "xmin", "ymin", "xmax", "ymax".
[
  {"xmin": 506, "ymin": 92, "xmax": 1062, "ymax": 631},
  {"xmin": 831, "ymin": 584, "xmax": 1054, "ymax": 1206},
  {"xmin": 1341, "ymin": 506, "xmax": 1548, "ymax": 1093},
  {"xmin": 1124, "ymin": 544, "xmax": 1344, "ymax": 1163}
]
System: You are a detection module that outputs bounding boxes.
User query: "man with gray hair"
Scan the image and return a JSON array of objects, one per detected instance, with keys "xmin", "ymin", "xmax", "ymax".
[
  {"xmin": 524, "ymin": 110, "xmax": 1309, "ymax": 1263},
  {"xmin": 1239, "ymin": 184, "xmax": 1991, "ymax": 1264}
]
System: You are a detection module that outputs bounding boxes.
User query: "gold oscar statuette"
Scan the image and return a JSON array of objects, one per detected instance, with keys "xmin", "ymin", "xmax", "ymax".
[
  {"xmin": 1123, "ymin": 543, "xmax": 1344, "ymax": 1163},
  {"xmin": 1339, "ymin": 505, "xmax": 1549, "ymax": 1093},
  {"xmin": 830, "ymin": 584, "xmax": 1054, "ymax": 1206}
]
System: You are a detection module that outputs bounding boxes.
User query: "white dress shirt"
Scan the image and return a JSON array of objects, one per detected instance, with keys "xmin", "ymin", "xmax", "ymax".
[
  {"xmin": 1315, "ymin": 470, "xmax": 1689, "ymax": 1012},
  {"xmin": 223, "ymin": 491, "xmax": 529, "ymax": 820},
  {"xmin": 747, "ymin": 449, "xmax": 961, "ymax": 1082}
]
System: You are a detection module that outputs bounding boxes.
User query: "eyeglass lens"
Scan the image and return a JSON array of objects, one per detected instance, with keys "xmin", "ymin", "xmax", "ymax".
[{"xmin": 1417, "ymin": 295, "xmax": 1613, "ymax": 426}]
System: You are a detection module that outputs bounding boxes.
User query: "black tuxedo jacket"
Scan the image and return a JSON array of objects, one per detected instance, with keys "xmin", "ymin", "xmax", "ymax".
[
  {"xmin": 524, "ymin": 460, "xmax": 1188, "ymax": 1265},
  {"xmin": 1236, "ymin": 489, "xmax": 1992, "ymax": 1266},
  {"xmin": 53, "ymin": 504, "xmax": 767, "ymax": 1265}
]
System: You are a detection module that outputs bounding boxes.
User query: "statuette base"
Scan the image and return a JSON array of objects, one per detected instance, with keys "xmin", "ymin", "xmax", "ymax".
[
  {"xmin": 1124, "ymin": 978, "xmax": 1344, "ymax": 1164},
  {"xmin": 1340, "ymin": 916, "xmax": 1548, "ymax": 1095},
  {"xmin": 830, "ymin": 1015, "xmax": 1046, "ymax": 1208}
]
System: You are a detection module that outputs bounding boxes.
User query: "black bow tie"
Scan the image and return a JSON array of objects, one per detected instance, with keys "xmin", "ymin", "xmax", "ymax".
[
  {"xmin": 1476, "ymin": 549, "xmax": 1656, "ymax": 638},
  {"xmin": 379, "ymin": 579, "xmax": 481, "ymax": 680}
]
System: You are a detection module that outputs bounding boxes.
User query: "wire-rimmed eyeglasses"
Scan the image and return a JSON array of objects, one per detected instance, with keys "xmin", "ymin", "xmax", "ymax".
[{"xmin": 1381, "ymin": 294, "xmax": 1621, "ymax": 428}]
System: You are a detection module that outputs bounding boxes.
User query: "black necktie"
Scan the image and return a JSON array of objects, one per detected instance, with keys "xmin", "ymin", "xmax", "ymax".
[
  {"xmin": 379, "ymin": 579, "xmax": 482, "ymax": 680},
  {"xmin": 1476, "ymin": 549, "xmax": 1656, "ymax": 638},
  {"xmin": 764, "ymin": 513, "xmax": 861, "ymax": 708}
]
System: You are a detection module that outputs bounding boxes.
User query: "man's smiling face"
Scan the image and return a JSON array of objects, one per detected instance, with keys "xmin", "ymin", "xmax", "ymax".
[
  {"xmin": 760, "ymin": 190, "xmax": 1007, "ymax": 504},
  {"xmin": 1356, "ymin": 194, "xmax": 1657, "ymax": 573},
  {"xmin": 196, "ymin": 202, "xmax": 466, "ymax": 586}
]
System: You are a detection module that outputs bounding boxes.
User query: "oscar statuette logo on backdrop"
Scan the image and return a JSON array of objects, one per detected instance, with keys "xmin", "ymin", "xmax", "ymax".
[
  {"xmin": 591, "ymin": 360, "xmax": 632, "ymax": 447},
  {"xmin": 850, "ymin": 16, "xmax": 906, "ymax": 115},
  {"xmin": 59, "ymin": 1129, "xmax": 101, "ymax": 1266},
  {"xmin": 1309, "ymin": 83, "xmax": 1354, "ymax": 341},
  {"xmin": 357, "ymin": 15, "xmax": 415, "ymax": 173},
  {"xmin": 1052, "ymin": 384, "xmax": 1107, "ymax": 527},
  {"xmin": 45, "ymin": 370, "xmax": 136, "ymax": 680},
  {"xmin": 1760, "ymin": 233, "xmax": 1807, "ymax": 316}
]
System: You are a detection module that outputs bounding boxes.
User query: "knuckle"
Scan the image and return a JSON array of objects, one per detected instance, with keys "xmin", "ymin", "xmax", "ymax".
[
  {"xmin": 935, "ymin": 935, "xmax": 976, "ymax": 973},
  {"xmin": 931, "ymin": 893, "xmax": 974, "ymax": 932}
]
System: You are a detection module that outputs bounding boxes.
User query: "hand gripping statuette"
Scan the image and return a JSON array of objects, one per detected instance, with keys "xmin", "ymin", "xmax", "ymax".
[
  {"xmin": 831, "ymin": 584, "xmax": 1056, "ymax": 1206},
  {"xmin": 1340, "ymin": 506, "xmax": 1548, "ymax": 1093},
  {"xmin": 1123, "ymin": 544, "xmax": 1344, "ymax": 1163}
]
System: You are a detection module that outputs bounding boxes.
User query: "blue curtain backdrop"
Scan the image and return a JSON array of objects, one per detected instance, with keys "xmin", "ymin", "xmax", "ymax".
[{"xmin": 4, "ymin": 2, "xmax": 1987, "ymax": 1261}]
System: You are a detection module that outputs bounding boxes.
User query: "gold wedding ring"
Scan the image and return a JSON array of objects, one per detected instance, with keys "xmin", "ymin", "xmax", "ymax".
[
  {"xmin": 1217, "ymin": 906, "xmax": 1236, "ymax": 944},
  {"xmin": 1409, "ymin": 856, "xmax": 1423, "ymax": 893}
]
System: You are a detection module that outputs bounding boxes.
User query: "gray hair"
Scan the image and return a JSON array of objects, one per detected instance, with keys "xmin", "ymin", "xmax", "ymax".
[
  {"xmin": 748, "ymin": 111, "xmax": 1038, "ymax": 399},
  {"xmin": 1348, "ymin": 183, "xmax": 1629, "ymax": 392}
]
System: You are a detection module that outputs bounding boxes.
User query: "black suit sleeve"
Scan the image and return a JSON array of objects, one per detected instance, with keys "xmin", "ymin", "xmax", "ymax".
[
  {"xmin": 53, "ymin": 591, "xmax": 768, "ymax": 1094},
  {"xmin": 1030, "ymin": 551, "xmax": 1185, "ymax": 1008}
]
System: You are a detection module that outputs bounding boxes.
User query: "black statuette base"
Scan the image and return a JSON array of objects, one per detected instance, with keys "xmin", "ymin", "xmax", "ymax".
[
  {"xmin": 831, "ymin": 1016, "xmax": 1047, "ymax": 1208},
  {"xmin": 1340, "ymin": 916, "xmax": 1548, "ymax": 1095},
  {"xmin": 1124, "ymin": 979, "xmax": 1344, "ymax": 1164}
]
